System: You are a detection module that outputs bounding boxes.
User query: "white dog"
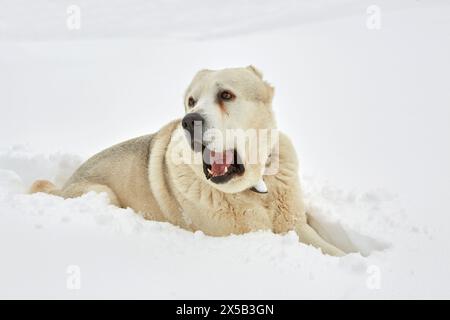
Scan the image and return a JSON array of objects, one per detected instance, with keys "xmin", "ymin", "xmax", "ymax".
[{"xmin": 31, "ymin": 66, "xmax": 344, "ymax": 256}]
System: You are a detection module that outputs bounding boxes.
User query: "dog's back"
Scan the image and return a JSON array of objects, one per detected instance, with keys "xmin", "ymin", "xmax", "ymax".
[{"xmin": 30, "ymin": 133, "xmax": 165, "ymax": 220}]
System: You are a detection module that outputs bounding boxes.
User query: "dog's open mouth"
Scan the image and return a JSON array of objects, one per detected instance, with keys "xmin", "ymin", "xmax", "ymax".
[{"xmin": 202, "ymin": 147, "xmax": 245, "ymax": 184}]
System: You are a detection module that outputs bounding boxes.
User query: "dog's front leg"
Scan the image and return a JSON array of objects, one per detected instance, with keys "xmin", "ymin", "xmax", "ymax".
[
  {"xmin": 273, "ymin": 191, "xmax": 345, "ymax": 256},
  {"xmin": 295, "ymin": 222, "xmax": 345, "ymax": 257},
  {"xmin": 272, "ymin": 188, "xmax": 345, "ymax": 256}
]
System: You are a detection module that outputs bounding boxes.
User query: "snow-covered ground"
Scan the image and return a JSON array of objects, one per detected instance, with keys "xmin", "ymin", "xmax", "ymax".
[{"xmin": 1, "ymin": 0, "xmax": 449, "ymax": 299}]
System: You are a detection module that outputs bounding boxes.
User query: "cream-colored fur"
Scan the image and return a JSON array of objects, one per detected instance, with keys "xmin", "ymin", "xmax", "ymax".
[{"xmin": 30, "ymin": 66, "xmax": 345, "ymax": 256}]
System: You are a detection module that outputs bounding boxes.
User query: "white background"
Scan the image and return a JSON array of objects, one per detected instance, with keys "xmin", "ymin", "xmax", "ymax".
[{"xmin": 0, "ymin": 0, "xmax": 449, "ymax": 298}]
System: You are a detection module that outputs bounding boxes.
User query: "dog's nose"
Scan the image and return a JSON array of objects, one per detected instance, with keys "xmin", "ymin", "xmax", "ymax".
[{"xmin": 182, "ymin": 113, "xmax": 205, "ymax": 136}]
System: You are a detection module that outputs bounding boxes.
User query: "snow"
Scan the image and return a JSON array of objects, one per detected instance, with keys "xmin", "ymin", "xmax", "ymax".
[{"xmin": 1, "ymin": 0, "xmax": 450, "ymax": 298}]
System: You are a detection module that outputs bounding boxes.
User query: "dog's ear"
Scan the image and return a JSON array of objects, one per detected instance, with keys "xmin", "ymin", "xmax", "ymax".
[
  {"xmin": 264, "ymin": 82, "xmax": 275, "ymax": 104},
  {"xmin": 192, "ymin": 69, "xmax": 212, "ymax": 82},
  {"xmin": 184, "ymin": 69, "xmax": 212, "ymax": 110},
  {"xmin": 247, "ymin": 65, "xmax": 275, "ymax": 104},
  {"xmin": 197, "ymin": 68, "xmax": 212, "ymax": 75},
  {"xmin": 246, "ymin": 65, "xmax": 264, "ymax": 79}
]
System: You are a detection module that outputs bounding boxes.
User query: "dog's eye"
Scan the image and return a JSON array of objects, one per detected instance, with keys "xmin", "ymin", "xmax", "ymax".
[
  {"xmin": 219, "ymin": 90, "xmax": 235, "ymax": 101},
  {"xmin": 188, "ymin": 97, "xmax": 196, "ymax": 108}
]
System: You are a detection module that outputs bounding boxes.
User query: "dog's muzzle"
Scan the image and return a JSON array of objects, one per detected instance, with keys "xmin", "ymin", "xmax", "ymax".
[
  {"xmin": 181, "ymin": 113, "xmax": 245, "ymax": 184},
  {"xmin": 182, "ymin": 112, "xmax": 205, "ymax": 151}
]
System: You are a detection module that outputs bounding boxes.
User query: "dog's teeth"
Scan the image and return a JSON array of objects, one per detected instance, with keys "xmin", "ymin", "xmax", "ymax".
[
  {"xmin": 224, "ymin": 167, "xmax": 228, "ymax": 173},
  {"xmin": 252, "ymin": 179, "xmax": 268, "ymax": 193},
  {"xmin": 207, "ymin": 168, "xmax": 212, "ymax": 174}
]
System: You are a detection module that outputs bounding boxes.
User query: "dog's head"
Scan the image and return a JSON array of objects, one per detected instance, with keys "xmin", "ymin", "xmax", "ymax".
[{"xmin": 180, "ymin": 66, "xmax": 277, "ymax": 193}]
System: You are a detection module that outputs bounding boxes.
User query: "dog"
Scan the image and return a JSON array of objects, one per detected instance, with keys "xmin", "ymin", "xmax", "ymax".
[{"xmin": 30, "ymin": 66, "xmax": 344, "ymax": 256}]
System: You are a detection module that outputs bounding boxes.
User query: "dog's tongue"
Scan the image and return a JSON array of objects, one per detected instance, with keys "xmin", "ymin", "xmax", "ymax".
[{"xmin": 210, "ymin": 150, "xmax": 234, "ymax": 176}]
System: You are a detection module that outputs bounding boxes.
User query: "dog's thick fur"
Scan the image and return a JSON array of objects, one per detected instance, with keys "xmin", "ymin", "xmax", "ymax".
[{"xmin": 30, "ymin": 66, "xmax": 344, "ymax": 256}]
